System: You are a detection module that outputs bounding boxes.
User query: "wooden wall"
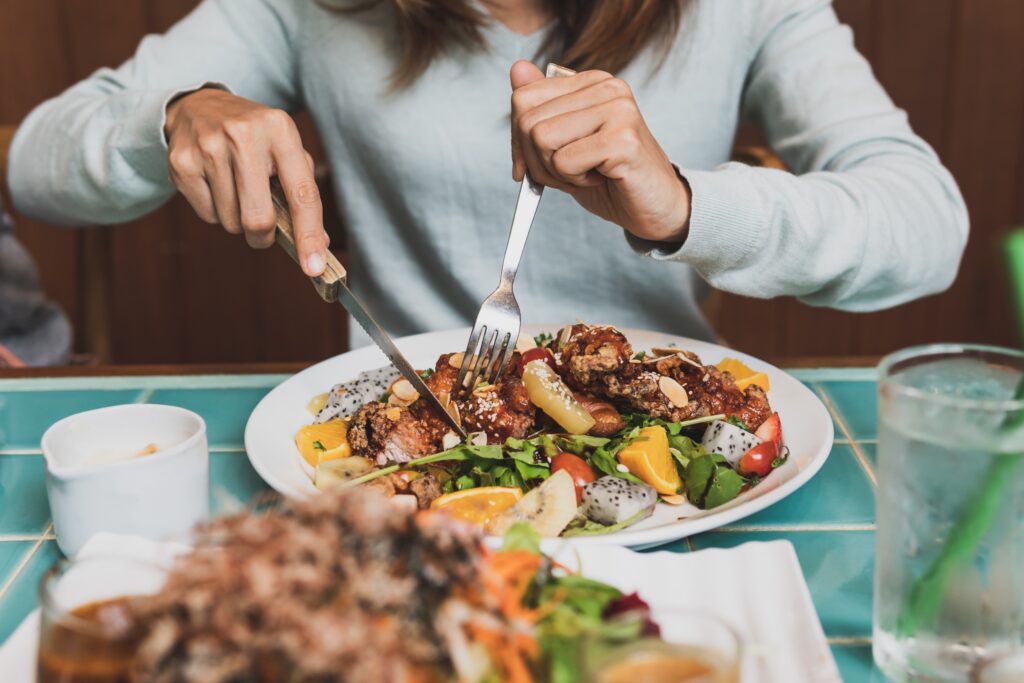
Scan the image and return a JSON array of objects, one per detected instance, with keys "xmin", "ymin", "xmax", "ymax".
[{"xmin": 1, "ymin": 0, "xmax": 1023, "ymax": 364}]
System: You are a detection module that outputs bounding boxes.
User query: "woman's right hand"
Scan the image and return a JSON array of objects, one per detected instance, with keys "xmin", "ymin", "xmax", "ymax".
[{"xmin": 164, "ymin": 89, "xmax": 328, "ymax": 276}]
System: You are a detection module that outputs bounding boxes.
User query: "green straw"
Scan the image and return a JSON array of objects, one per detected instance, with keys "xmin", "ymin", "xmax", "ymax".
[{"xmin": 897, "ymin": 230, "xmax": 1024, "ymax": 636}]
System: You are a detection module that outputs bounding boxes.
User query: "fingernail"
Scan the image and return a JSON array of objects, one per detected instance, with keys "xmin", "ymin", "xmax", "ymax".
[{"xmin": 306, "ymin": 252, "xmax": 325, "ymax": 275}]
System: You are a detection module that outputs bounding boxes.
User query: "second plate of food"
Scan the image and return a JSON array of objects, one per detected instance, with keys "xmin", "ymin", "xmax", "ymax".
[{"xmin": 245, "ymin": 324, "xmax": 833, "ymax": 548}]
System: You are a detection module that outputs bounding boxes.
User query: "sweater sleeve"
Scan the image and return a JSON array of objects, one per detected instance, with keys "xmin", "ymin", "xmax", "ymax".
[
  {"xmin": 8, "ymin": 0, "xmax": 303, "ymax": 226},
  {"xmin": 631, "ymin": 0, "xmax": 968, "ymax": 312}
]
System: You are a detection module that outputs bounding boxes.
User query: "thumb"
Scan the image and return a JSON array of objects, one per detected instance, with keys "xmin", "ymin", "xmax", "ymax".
[{"xmin": 510, "ymin": 60, "xmax": 544, "ymax": 90}]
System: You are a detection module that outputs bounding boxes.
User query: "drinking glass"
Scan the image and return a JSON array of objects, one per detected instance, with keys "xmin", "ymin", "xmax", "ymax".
[
  {"xmin": 37, "ymin": 556, "xmax": 167, "ymax": 683},
  {"xmin": 591, "ymin": 609, "xmax": 741, "ymax": 683},
  {"xmin": 874, "ymin": 345, "xmax": 1024, "ymax": 682}
]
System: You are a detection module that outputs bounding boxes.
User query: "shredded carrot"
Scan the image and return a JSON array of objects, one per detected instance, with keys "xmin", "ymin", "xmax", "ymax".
[{"xmin": 467, "ymin": 622, "xmax": 535, "ymax": 683}]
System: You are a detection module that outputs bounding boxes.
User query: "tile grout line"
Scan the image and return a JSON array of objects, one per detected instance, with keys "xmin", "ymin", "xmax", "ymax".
[
  {"xmin": 827, "ymin": 636, "xmax": 872, "ymax": 645},
  {"xmin": 0, "ymin": 534, "xmax": 55, "ymax": 542},
  {"xmin": 814, "ymin": 384, "xmax": 878, "ymax": 488},
  {"xmin": 0, "ymin": 523, "xmax": 53, "ymax": 604},
  {"xmin": 134, "ymin": 388, "xmax": 156, "ymax": 404}
]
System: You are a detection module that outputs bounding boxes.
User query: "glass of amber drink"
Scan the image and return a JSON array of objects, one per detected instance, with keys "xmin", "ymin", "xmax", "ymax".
[
  {"xmin": 37, "ymin": 556, "xmax": 167, "ymax": 683},
  {"xmin": 592, "ymin": 609, "xmax": 741, "ymax": 683}
]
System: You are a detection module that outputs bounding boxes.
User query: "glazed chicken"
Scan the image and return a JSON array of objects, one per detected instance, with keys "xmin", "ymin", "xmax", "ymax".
[{"xmin": 349, "ymin": 324, "xmax": 773, "ymax": 464}]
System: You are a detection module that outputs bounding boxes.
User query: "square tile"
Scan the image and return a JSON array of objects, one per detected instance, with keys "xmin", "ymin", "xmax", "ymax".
[
  {"xmin": 691, "ymin": 531, "xmax": 875, "ymax": 638},
  {"xmin": 0, "ymin": 540, "xmax": 60, "ymax": 643},
  {"xmin": 0, "ymin": 390, "xmax": 140, "ymax": 449},
  {"xmin": 0, "ymin": 456, "xmax": 50, "ymax": 534},
  {"xmin": 820, "ymin": 381, "xmax": 877, "ymax": 440},
  {"xmin": 146, "ymin": 388, "xmax": 270, "ymax": 448},
  {"xmin": 730, "ymin": 445, "xmax": 875, "ymax": 527},
  {"xmin": 209, "ymin": 452, "xmax": 273, "ymax": 514}
]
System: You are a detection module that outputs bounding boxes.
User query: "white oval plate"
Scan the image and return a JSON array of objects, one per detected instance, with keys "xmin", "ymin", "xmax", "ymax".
[{"xmin": 245, "ymin": 326, "xmax": 833, "ymax": 549}]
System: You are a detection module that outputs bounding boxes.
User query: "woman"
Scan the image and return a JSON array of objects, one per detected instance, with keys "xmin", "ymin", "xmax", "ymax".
[{"xmin": 8, "ymin": 0, "xmax": 967, "ymax": 348}]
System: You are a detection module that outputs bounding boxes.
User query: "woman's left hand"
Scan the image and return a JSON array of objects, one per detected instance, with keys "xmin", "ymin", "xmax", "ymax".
[{"xmin": 510, "ymin": 61, "xmax": 691, "ymax": 244}]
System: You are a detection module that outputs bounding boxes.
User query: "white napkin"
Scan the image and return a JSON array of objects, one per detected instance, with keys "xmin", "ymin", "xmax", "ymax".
[{"xmin": 0, "ymin": 535, "xmax": 837, "ymax": 683}]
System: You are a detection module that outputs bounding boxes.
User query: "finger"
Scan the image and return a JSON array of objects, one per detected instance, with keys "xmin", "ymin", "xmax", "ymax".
[
  {"xmin": 520, "ymin": 132, "xmax": 573, "ymax": 191},
  {"xmin": 509, "ymin": 59, "xmax": 544, "ymax": 90},
  {"xmin": 232, "ymin": 151, "xmax": 277, "ymax": 247},
  {"xmin": 169, "ymin": 148, "xmax": 219, "ymax": 224},
  {"xmin": 273, "ymin": 138, "xmax": 326, "ymax": 276},
  {"xmin": 550, "ymin": 127, "xmax": 643, "ymax": 181},
  {"xmin": 205, "ymin": 158, "xmax": 243, "ymax": 236},
  {"xmin": 527, "ymin": 99, "xmax": 631, "ymax": 185},
  {"xmin": 510, "ymin": 61, "xmax": 544, "ymax": 181}
]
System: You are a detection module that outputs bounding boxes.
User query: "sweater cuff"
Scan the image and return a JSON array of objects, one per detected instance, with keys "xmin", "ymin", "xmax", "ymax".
[
  {"xmin": 121, "ymin": 81, "xmax": 229, "ymax": 183},
  {"xmin": 627, "ymin": 165, "xmax": 767, "ymax": 272}
]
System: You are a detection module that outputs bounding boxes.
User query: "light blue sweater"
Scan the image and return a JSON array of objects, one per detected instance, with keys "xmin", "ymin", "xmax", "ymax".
[{"xmin": 9, "ymin": 0, "xmax": 967, "ymax": 349}]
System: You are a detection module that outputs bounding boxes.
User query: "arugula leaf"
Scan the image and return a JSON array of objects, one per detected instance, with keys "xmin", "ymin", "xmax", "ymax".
[
  {"xmin": 590, "ymin": 442, "xmax": 645, "ymax": 485},
  {"xmin": 704, "ymin": 468, "xmax": 744, "ymax": 508},
  {"xmin": 418, "ymin": 368, "xmax": 435, "ymax": 381},
  {"xmin": 501, "ymin": 522, "xmax": 542, "ymax": 553},
  {"xmin": 455, "ymin": 474, "xmax": 476, "ymax": 490},
  {"xmin": 438, "ymin": 442, "xmax": 504, "ymax": 460},
  {"xmin": 514, "ymin": 458, "xmax": 551, "ymax": 483},
  {"xmin": 727, "ymin": 415, "xmax": 751, "ymax": 431},
  {"xmin": 668, "ymin": 434, "xmax": 705, "ymax": 460},
  {"xmin": 562, "ymin": 508, "xmax": 653, "ymax": 537},
  {"xmin": 534, "ymin": 332, "xmax": 554, "ymax": 348},
  {"xmin": 685, "ymin": 453, "xmax": 716, "ymax": 505},
  {"xmin": 555, "ymin": 434, "xmax": 611, "ymax": 455},
  {"xmin": 685, "ymin": 453, "xmax": 745, "ymax": 509},
  {"xmin": 632, "ymin": 350, "xmax": 647, "ymax": 361}
]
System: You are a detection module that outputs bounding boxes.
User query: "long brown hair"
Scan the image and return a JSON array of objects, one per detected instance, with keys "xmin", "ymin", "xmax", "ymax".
[{"xmin": 328, "ymin": 0, "xmax": 688, "ymax": 88}]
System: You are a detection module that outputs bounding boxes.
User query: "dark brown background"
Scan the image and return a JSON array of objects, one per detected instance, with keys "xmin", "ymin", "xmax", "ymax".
[{"xmin": 1, "ymin": 0, "xmax": 1023, "ymax": 365}]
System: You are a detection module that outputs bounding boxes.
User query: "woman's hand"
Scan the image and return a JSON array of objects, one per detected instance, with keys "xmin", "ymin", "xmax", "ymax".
[
  {"xmin": 164, "ymin": 89, "xmax": 328, "ymax": 275},
  {"xmin": 509, "ymin": 61, "xmax": 691, "ymax": 244}
]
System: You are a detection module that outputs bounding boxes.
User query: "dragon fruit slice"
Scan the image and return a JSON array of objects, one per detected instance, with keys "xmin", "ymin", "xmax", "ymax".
[
  {"xmin": 580, "ymin": 476, "xmax": 657, "ymax": 526},
  {"xmin": 314, "ymin": 366, "xmax": 401, "ymax": 423},
  {"xmin": 701, "ymin": 420, "xmax": 762, "ymax": 467}
]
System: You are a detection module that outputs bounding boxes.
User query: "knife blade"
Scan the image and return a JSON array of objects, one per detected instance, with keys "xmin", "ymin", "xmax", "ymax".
[{"xmin": 270, "ymin": 182, "xmax": 467, "ymax": 439}]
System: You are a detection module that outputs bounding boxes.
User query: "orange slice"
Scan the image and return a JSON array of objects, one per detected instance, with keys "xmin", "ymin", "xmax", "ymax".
[
  {"xmin": 617, "ymin": 426, "xmax": 681, "ymax": 495},
  {"xmin": 431, "ymin": 487, "xmax": 523, "ymax": 526},
  {"xmin": 295, "ymin": 419, "xmax": 350, "ymax": 468},
  {"xmin": 716, "ymin": 357, "xmax": 770, "ymax": 392}
]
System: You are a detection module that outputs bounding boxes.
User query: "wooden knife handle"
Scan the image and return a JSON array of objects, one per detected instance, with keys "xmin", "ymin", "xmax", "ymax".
[{"xmin": 271, "ymin": 179, "xmax": 347, "ymax": 303}]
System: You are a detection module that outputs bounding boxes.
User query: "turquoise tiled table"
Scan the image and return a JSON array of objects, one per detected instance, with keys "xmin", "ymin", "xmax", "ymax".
[{"xmin": 0, "ymin": 369, "xmax": 885, "ymax": 681}]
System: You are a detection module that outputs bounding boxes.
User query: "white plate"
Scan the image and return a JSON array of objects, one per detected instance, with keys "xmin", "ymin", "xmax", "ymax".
[
  {"xmin": 245, "ymin": 326, "xmax": 833, "ymax": 549},
  {"xmin": 0, "ymin": 536, "xmax": 838, "ymax": 683}
]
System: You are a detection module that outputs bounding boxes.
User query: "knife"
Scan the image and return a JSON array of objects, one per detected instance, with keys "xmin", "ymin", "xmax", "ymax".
[{"xmin": 271, "ymin": 182, "xmax": 467, "ymax": 439}]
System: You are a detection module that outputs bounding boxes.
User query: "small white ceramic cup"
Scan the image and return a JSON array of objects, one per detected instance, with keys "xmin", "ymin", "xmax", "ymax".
[{"xmin": 41, "ymin": 404, "xmax": 210, "ymax": 557}]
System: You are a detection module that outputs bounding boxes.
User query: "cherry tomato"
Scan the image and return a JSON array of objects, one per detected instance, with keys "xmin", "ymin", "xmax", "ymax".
[
  {"xmin": 551, "ymin": 452, "xmax": 596, "ymax": 504},
  {"xmin": 517, "ymin": 347, "xmax": 556, "ymax": 376},
  {"xmin": 738, "ymin": 442, "xmax": 778, "ymax": 478}
]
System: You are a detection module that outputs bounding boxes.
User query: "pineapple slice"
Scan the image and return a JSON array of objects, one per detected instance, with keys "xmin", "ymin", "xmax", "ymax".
[{"xmin": 522, "ymin": 360, "xmax": 596, "ymax": 435}]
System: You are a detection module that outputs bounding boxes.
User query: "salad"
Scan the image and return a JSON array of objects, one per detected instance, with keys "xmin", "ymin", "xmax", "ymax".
[
  {"xmin": 111, "ymin": 488, "xmax": 690, "ymax": 683},
  {"xmin": 296, "ymin": 323, "xmax": 787, "ymax": 538}
]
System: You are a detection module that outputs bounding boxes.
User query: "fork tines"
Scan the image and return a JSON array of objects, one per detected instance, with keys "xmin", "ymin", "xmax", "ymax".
[{"xmin": 454, "ymin": 324, "xmax": 516, "ymax": 397}]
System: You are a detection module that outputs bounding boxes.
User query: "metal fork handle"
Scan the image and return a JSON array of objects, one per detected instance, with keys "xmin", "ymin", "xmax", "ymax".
[
  {"xmin": 499, "ymin": 175, "xmax": 543, "ymax": 289},
  {"xmin": 497, "ymin": 63, "xmax": 576, "ymax": 289}
]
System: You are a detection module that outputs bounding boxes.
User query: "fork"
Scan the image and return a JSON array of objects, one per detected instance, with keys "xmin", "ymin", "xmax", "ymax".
[{"xmin": 455, "ymin": 63, "xmax": 576, "ymax": 396}]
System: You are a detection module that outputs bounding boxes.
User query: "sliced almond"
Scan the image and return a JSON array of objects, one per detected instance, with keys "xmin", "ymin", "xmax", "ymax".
[
  {"xmin": 557, "ymin": 325, "xmax": 574, "ymax": 349},
  {"xmin": 515, "ymin": 335, "xmax": 537, "ymax": 353},
  {"xmin": 441, "ymin": 431, "xmax": 462, "ymax": 450},
  {"xmin": 469, "ymin": 431, "xmax": 488, "ymax": 446},
  {"xmin": 661, "ymin": 493, "xmax": 689, "ymax": 506},
  {"xmin": 391, "ymin": 378, "xmax": 419, "ymax": 403},
  {"xmin": 472, "ymin": 383, "xmax": 498, "ymax": 397},
  {"xmin": 385, "ymin": 406, "xmax": 403, "ymax": 421},
  {"xmin": 448, "ymin": 352, "xmax": 465, "ymax": 369},
  {"xmin": 439, "ymin": 392, "xmax": 463, "ymax": 427},
  {"xmin": 659, "ymin": 375, "xmax": 689, "ymax": 408}
]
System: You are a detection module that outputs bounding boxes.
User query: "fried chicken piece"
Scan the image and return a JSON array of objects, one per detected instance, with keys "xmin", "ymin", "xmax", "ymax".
[
  {"xmin": 348, "ymin": 402, "xmax": 447, "ymax": 466},
  {"xmin": 574, "ymin": 393, "xmax": 626, "ymax": 437},
  {"xmin": 461, "ymin": 374, "xmax": 536, "ymax": 443},
  {"xmin": 652, "ymin": 351, "xmax": 771, "ymax": 429},
  {"xmin": 426, "ymin": 353, "xmax": 461, "ymax": 397},
  {"xmin": 557, "ymin": 324, "xmax": 633, "ymax": 390}
]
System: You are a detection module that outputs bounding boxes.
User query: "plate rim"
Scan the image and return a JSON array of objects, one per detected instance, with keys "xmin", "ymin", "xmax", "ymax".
[{"xmin": 244, "ymin": 325, "xmax": 834, "ymax": 548}]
